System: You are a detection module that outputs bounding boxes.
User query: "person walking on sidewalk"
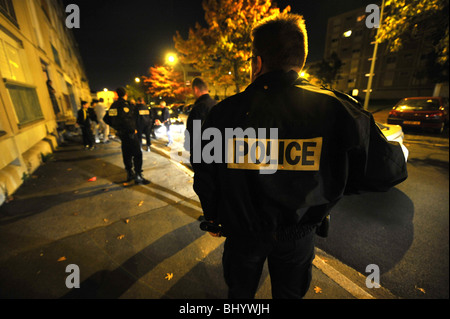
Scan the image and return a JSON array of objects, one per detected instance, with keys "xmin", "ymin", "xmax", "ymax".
[
  {"xmin": 136, "ymin": 97, "xmax": 153, "ymax": 152},
  {"xmin": 76, "ymin": 101, "xmax": 95, "ymax": 150},
  {"xmin": 184, "ymin": 77, "xmax": 217, "ymax": 164},
  {"xmin": 95, "ymin": 98, "xmax": 110, "ymax": 143},
  {"xmin": 192, "ymin": 13, "xmax": 407, "ymax": 299},
  {"xmin": 160, "ymin": 101, "xmax": 173, "ymax": 146},
  {"xmin": 103, "ymin": 87, "xmax": 150, "ymax": 185}
]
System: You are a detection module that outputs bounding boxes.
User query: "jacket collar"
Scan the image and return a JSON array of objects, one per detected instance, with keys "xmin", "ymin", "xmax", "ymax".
[
  {"xmin": 195, "ymin": 93, "xmax": 212, "ymax": 104},
  {"xmin": 246, "ymin": 70, "xmax": 300, "ymax": 92}
]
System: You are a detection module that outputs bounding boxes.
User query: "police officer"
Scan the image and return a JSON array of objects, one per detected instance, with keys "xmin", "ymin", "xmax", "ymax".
[
  {"xmin": 192, "ymin": 14, "xmax": 407, "ymax": 299},
  {"xmin": 184, "ymin": 77, "xmax": 217, "ymax": 165},
  {"xmin": 104, "ymin": 87, "xmax": 150, "ymax": 185},
  {"xmin": 136, "ymin": 97, "xmax": 153, "ymax": 152}
]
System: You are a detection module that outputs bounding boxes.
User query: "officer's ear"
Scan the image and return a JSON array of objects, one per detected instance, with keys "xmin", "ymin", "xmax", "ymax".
[{"xmin": 252, "ymin": 56, "xmax": 263, "ymax": 81}]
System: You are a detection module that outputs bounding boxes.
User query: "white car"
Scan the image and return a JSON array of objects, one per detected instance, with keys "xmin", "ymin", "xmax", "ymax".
[{"xmin": 377, "ymin": 122, "xmax": 409, "ymax": 162}]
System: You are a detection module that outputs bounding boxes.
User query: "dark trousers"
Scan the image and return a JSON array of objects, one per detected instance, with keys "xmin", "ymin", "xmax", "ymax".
[
  {"xmin": 81, "ymin": 125, "xmax": 94, "ymax": 147},
  {"xmin": 138, "ymin": 125, "xmax": 152, "ymax": 146},
  {"xmin": 222, "ymin": 231, "xmax": 315, "ymax": 299},
  {"xmin": 120, "ymin": 133, "xmax": 143, "ymax": 174}
]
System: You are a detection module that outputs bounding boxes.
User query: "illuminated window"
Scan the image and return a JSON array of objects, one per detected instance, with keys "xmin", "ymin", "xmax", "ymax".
[{"xmin": 0, "ymin": 30, "xmax": 44, "ymax": 125}]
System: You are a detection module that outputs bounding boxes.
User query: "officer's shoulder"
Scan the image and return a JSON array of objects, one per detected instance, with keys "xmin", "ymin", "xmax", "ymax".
[{"xmin": 296, "ymin": 80, "xmax": 362, "ymax": 109}]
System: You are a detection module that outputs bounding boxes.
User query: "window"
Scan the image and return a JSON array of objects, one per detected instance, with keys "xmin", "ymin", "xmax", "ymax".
[
  {"xmin": 28, "ymin": 0, "xmax": 45, "ymax": 48},
  {"xmin": 0, "ymin": 0, "xmax": 18, "ymax": 25},
  {"xmin": 51, "ymin": 44, "xmax": 61, "ymax": 67},
  {"xmin": 0, "ymin": 30, "xmax": 44, "ymax": 125},
  {"xmin": 6, "ymin": 83, "xmax": 44, "ymax": 125},
  {"xmin": 0, "ymin": 32, "xmax": 29, "ymax": 82}
]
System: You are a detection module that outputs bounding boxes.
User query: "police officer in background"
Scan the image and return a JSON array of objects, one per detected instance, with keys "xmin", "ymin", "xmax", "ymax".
[
  {"xmin": 192, "ymin": 14, "xmax": 407, "ymax": 299},
  {"xmin": 184, "ymin": 77, "xmax": 217, "ymax": 165},
  {"xmin": 104, "ymin": 87, "xmax": 150, "ymax": 185},
  {"xmin": 136, "ymin": 97, "xmax": 153, "ymax": 152}
]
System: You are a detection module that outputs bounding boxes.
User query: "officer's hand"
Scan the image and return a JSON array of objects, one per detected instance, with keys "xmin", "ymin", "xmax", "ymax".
[{"xmin": 208, "ymin": 232, "xmax": 221, "ymax": 238}]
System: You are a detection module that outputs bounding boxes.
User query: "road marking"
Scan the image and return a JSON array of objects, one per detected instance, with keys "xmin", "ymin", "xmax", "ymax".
[{"xmin": 313, "ymin": 250, "xmax": 375, "ymax": 299}]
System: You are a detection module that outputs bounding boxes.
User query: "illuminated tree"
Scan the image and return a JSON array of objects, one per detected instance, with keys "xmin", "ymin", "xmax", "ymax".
[
  {"xmin": 174, "ymin": 0, "xmax": 291, "ymax": 94},
  {"xmin": 377, "ymin": 0, "xmax": 449, "ymax": 67},
  {"xmin": 143, "ymin": 66, "xmax": 191, "ymax": 103}
]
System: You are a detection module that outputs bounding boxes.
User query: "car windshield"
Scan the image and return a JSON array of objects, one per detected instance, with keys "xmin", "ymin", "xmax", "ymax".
[{"xmin": 394, "ymin": 99, "xmax": 440, "ymax": 111}]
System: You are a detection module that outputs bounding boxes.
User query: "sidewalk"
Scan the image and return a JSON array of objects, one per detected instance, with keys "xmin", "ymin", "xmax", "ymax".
[{"xmin": 0, "ymin": 135, "xmax": 397, "ymax": 300}]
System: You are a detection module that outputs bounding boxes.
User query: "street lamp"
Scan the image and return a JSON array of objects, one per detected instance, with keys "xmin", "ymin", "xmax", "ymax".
[
  {"xmin": 135, "ymin": 77, "xmax": 141, "ymax": 83},
  {"xmin": 165, "ymin": 52, "xmax": 187, "ymax": 103}
]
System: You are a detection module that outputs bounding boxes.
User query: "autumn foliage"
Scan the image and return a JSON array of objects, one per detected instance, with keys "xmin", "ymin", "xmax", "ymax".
[
  {"xmin": 143, "ymin": 66, "xmax": 191, "ymax": 102},
  {"xmin": 174, "ymin": 0, "xmax": 291, "ymax": 94}
]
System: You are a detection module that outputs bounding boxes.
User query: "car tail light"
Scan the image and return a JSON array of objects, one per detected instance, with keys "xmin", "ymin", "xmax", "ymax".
[
  {"xmin": 428, "ymin": 112, "xmax": 444, "ymax": 119},
  {"xmin": 389, "ymin": 110, "xmax": 398, "ymax": 116}
]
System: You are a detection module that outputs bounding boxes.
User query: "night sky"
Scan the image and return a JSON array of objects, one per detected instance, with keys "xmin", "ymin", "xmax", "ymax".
[{"xmin": 63, "ymin": 0, "xmax": 377, "ymax": 92}]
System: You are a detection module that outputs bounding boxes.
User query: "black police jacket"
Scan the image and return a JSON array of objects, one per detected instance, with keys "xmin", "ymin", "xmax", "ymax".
[
  {"xmin": 136, "ymin": 103, "xmax": 152, "ymax": 129},
  {"xmin": 184, "ymin": 93, "xmax": 217, "ymax": 153},
  {"xmin": 103, "ymin": 98, "xmax": 137, "ymax": 138},
  {"xmin": 192, "ymin": 70, "xmax": 407, "ymax": 240}
]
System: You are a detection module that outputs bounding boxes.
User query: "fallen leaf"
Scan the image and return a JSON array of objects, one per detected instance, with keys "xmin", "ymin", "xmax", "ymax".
[
  {"xmin": 103, "ymin": 218, "xmax": 108, "ymax": 223},
  {"xmin": 57, "ymin": 257, "xmax": 66, "ymax": 262},
  {"xmin": 415, "ymin": 286, "xmax": 426, "ymax": 294},
  {"xmin": 88, "ymin": 177, "xmax": 97, "ymax": 182},
  {"xmin": 165, "ymin": 273, "xmax": 174, "ymax": 281},
  {"xmin": 73, "ymin": 212, "xmax": 79, "ymax": 216},
  {"xmin": 314, "ymin": 286, "xmax": 323, "ymax": 294},
  {"xmin": 117, "ymin": 234, "xmax": 125, "ymax": 240},
  {"xmin": 138, "ymin": 201, "xmax": 144, "ymax": 207},
  {"xmin": 123, "ymin": 182, "xmax": 131, "ymax": 186},
  {"xmin": 67, "ymin": 168, "xmax": 72, "ymax": 171},
  {"xmin": 124, "ymin": 219, "xmax": 130, "ymax": 224}
]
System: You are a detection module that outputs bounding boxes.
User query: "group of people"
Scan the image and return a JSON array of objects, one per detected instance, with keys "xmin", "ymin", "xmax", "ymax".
[
  {"xmin": 76, "ymin": 98, "xmax": 109, "ymax": 150},
  {"xmin": 76, "ymin": 13, "xmax": 409, "ymax": 300}
]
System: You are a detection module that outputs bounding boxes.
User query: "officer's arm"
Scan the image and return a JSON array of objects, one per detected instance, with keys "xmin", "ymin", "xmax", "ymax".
[{"xmin": 192, "ymin": 108, "xmax": 219, "ymax": 222}]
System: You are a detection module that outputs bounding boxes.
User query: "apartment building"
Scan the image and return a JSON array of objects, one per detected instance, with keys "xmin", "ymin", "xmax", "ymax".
[
  {"xmin": 0, "ymin": 0, "xmax": 91, "ymax": 205},
  {"xmin": 322, "ymin": 5, "xmax": 438, "ymax": 101}
]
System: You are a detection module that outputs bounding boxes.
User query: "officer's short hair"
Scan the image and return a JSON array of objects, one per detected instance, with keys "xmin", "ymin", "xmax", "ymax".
[
  {"xmin": 116, "ymin": 87, "xmax": 127, "ymax": 98},
  {"xmin": 192, "ymin": 78, "xmax": 208, "ymax": 91},
  {"xmin": 252, "ymin": 13, "xmax": 308, "ymax": 71},
  {"xmin": 99, "ymin": 98, "xmax": 104, "ymax": 102}
]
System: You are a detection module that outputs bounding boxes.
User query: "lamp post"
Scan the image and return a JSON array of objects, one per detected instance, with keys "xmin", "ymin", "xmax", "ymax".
[
  {"xmin": 363, "ymin": 0, "xmax": 386, "ymax": 111},
  {"xmin": 166, "ymin": 53, "xmax": 187, "ymax": 103}
]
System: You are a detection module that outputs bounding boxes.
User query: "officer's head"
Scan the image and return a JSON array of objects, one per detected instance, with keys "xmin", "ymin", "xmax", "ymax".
[
  {"xmin": 116, "ymin": 87, "xmax": 128, "ymax": 100},
  {"xmin": 251, "ymin": 13, "xmax": 308, "ymax": 81},
  {"xmin": 81, "ymin": 101, "xmax": 88, "ymax": 109},
  {"xmin": 192, "ymin": 78, "xmax": 208, "ymax": 98}
]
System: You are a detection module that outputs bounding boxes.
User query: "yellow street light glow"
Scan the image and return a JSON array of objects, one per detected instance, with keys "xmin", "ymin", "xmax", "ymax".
[
  {"xmin": 135, "ymin": 77, "xmax": 141, "ymax": 83},
  {"xmin": 166, "ymin": 53, "xmax": 178, "ymax": 65},
  {"xmin": 343, "ymin": 30, "xmax": 352, "ymax": 37}
]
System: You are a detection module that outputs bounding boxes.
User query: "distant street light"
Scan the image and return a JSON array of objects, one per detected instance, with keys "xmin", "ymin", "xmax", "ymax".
[
  {"xmin": 135, "ymin": 77, "xmax": 141, "ymax": 83},
  {"xmin": 165, "ymin": 52, "xmax": 187, "ymax": 103}
]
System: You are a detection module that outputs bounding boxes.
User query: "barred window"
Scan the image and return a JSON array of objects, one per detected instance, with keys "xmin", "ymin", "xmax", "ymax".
[
  {"xmin": 0, "ymin": 0, "xmax": 18, "ymax": 26},
  {"xmin": 5, "ymin": 82, "xmax": 44, "ymax": 126}
]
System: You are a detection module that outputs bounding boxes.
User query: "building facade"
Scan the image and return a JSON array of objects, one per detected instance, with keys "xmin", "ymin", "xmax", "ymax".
[
  {"xmin": 0, "ymin": 0, "xmax": 91, "ymax": 205},
  {"xmin": 321, "ymin": 5, "xmax": 439, "ymax": 101}
]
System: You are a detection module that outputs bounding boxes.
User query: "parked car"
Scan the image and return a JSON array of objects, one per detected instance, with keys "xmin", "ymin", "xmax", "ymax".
[
  {"xmin": 377, "ymin": 122, "xmax": 409, "ymax": 161},
  {"xmin": 387, "ymin": 97, "xmax": 449, "ymax": 133}
]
